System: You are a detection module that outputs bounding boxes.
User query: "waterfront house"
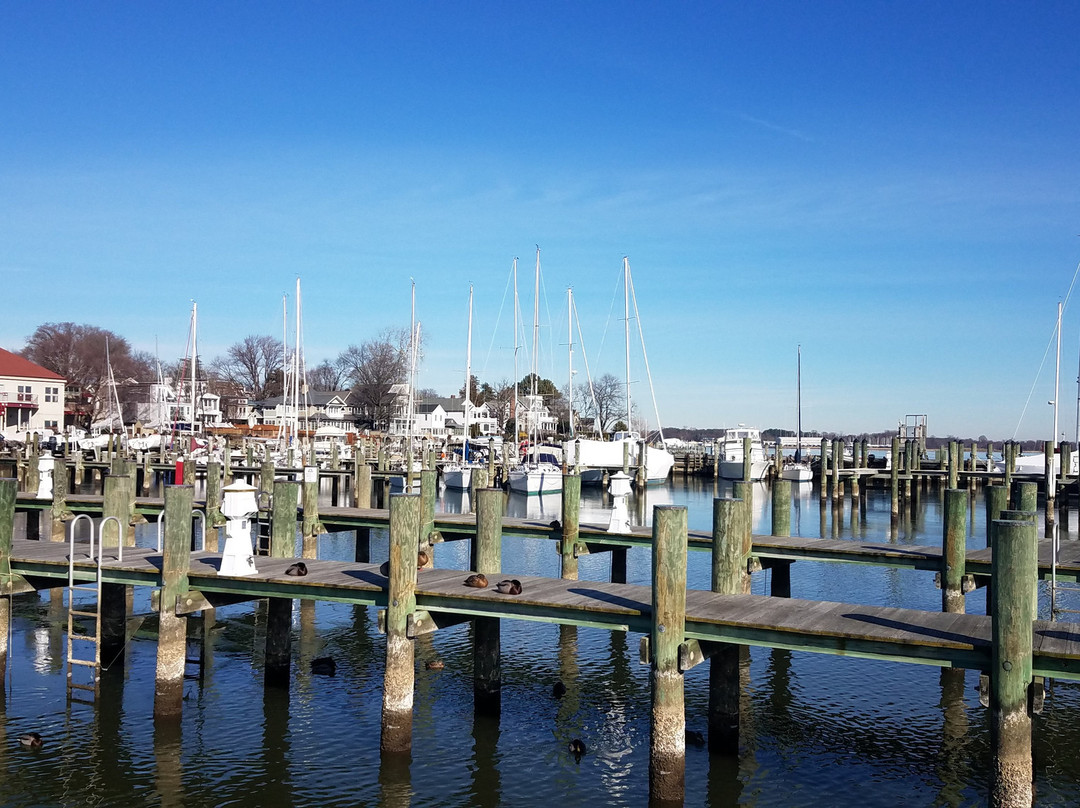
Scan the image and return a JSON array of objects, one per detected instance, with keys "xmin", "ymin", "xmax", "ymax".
[{"xmin": 0, "ymin": 347, "xmax": 66, "ymax": 438}]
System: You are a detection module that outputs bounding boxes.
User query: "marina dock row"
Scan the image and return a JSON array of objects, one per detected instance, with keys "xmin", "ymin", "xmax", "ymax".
[{"xmin": 0, "ymin": 440, "xmax": 1075, "ymax": 805}]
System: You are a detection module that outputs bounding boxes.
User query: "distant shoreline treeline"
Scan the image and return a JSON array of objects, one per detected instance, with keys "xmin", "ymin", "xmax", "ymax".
[{"xmin": 663, "ymin": 427, "xmax": 1051, "ymax": 451}]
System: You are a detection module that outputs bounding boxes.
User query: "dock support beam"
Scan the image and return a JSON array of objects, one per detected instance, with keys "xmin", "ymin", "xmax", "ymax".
[
  {"xmin": 649, "ymin": 505, "xmax": 687, "ymax": 804},
  {"xmin": 204, "ymin": 461, "xmax": 224, "ymax": 552},
  {"xmin": 382, "ymin": 493, "xmax": 421, "ymax": 754},
  {"xmin": 355, "ymin": 461, "xmax": 372, "ymax": 509},
  {"xmin": 154, "ymin": 484, "xmax": 193, "ymax": 721},
  {"xmin": 561, "ymin": 473, "xmax": 580, "ymax": 580},
  {"xmin": 942, "ymin": 489, "xmax": 967, "ymax": 614},
  {"xmin": 474, "ymin": 487, "xmax": 502, "ymax": 716},
  {"xmin": 301, "ymin": 466, "xmax": 324, "ymax": 560},
  {"xmin": 266, "ymin": 480, "xmax": 299, "ymax": 688},
  {"xmin": 709, "ymin": 496, "xmax": 748, "ymax": 756},
  {"xmin": 0, "ymin": 478, "xmax": 15, "ymax": 692},
  {"xmin": 990, "ymin": 516, "xmax": 1036, "ymax": 808},
  {"xmin": 420, "ymin": 469, "xmax": 436, "ymax": 569},
  {"xmin": 985, "ymin": 486, "xmax": 1007, "ymax": 549}
]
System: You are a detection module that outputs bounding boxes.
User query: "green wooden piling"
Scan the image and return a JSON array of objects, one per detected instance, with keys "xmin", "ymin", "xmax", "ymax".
[
  {"xmin": 989, "ymin": 516, "xmax": 1036, "ymax": 808},
  {"xmin": 942, "ymin": 489, "xmax": 967, "ymax": 614},
  {"xmin": 51, "ymin": 459, "xmax": 72, "ymax": 542},
  {"xmin": 419, "ymin": 469, "xmax": 436, "ymax": 569},
  {"xmin": 985, "ymin": 486, "xmax": 1007, "ymax": 549},
  {"xmin": 732, "ymin": 480, "xmax": 753, "ymax": 594},
  {"xmin": 561, "ymin": 473, "xmax": 581, "ymax": 580},
  {"xmin": 355, "ymin": 460, "xmax": 372, "ymax": 509},
  {"xmin": 154, "ymin": 484, "xmax": 194, "ymax": 720},
  {"xmin": 474, "ymin": 487, "xmax": 503, "ymax": 716},
  {"xmin": 260, "ymin": 456, "xmax": 275, "ymax": 501},
  {"xmin": 102, "ymin": 474, "xmax": 131, "ymax": 548},
  {"xmin": 205, "ymin": 461, "xmax": 226, "ymax": 553},
  {"xmin": 709, "ymin": 496, "xmax": 746, "ymax": 755},
  {"xmin": 266, "ymin": 480, "xmax": 299, "ymax": 688},
  {"xmin": 1011, "ymin": 481, "xmax": 1037, "ymax": 514},
  {"xmin": 301, "ymin": 466, "xmax": 325, "ymax": 560},
  {"xmin": 0, "ymin": 478, "xmax": 15, "ymax": 687},
  {"xmin": 771, "ymin": 479, "xmax": 791, "ymax": 538},
  {"xmin": 382, "ymin": 493, "xmax": 421, "ymax": 753},
  {"xmin": 831, "ymin": 440, "xmax": 841, "ymax": 500},
  {"xmin": 741, "ymin": 437, "xmax": 752, "ymax": 482},
  {"xmin": 649, "ymin": 505, "xmax": 687, "ymax": 804},
  {"xmin": 819, "ymin": 438, "xmax": 829, "ymax": 500},
  {"xmin": 890, "ymin": 436, "xmax": 900, "ymax": 521}
]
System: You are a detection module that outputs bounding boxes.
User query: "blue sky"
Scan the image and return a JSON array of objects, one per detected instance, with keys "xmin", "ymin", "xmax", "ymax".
[{"xmin": 3, "ymin": 2, "xmax": 1079, "ymax": 440}]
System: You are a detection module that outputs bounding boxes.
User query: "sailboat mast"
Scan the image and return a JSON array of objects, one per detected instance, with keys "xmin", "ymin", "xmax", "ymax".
[
  {"xmin": 623, "ymin": 256, "xmax": 631, "ymax": 433},
  {"xmin": 465, "ymin": 284, "xmax": 473, "ymax": 459},
  {"xmin": 191, "ymin": 302, "xmax": 198, "ymax": 434},
  {"xmin": 293, "ymin": 278, "xmax": 301, "ymax": 447},
  {"xmin": 795, "ymin": 344, "xmax": 802, "ymax": 463},
  {"xmin": 512, "ymin": 258, "xmax": 520, "ymax": 453},
  {"xmin": 279, "ymin": 293, "xmax": 288, "ymax": 449},
  {"xmin": 1053, "ymin": 301, "xmax": 1061, "ymax": 492},
  {"xmin": 567, "ymin": 286, "xmax": 574, "ymax": 439}
]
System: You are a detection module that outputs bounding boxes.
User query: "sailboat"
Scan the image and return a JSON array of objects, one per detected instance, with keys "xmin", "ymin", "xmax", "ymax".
[
  {"xmin": 781, "ymin": 344, "xmax": 813, "ymax": 482},
  {"xmin": 562, "ymin": 257, "xmax": 674, "ymax": 485},
  {"xmin": 508, "ymin": 248, "xmax": 563, "ymax": 496},
  {"xmin": 443, "ymin": 285, "xmax": 485, "ymax": 490},
  {"xmin": 390, "ymin": 282, "xmax": 423, "ymax": 490}
]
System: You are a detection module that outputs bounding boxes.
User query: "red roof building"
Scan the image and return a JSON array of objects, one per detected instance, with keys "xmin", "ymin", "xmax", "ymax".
[{"xmin": 0, "ymin": 347, "xmax": 67, "ymax": 437}]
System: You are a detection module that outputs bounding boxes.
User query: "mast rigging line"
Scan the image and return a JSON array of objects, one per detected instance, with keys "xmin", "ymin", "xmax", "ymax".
[{"xmin": 1012, "ymin": 258, "xmax": 1080, "ymax": 440}]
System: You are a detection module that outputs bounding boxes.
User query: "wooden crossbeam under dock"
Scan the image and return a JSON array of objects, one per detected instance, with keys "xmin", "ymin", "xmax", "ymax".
[{"xmin": 10, "ymin": 538, "xmax": 1080, "ymax": 680}]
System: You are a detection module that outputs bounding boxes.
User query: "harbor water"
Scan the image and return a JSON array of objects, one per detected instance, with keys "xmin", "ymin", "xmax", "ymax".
[{"xmin": 3, "ymin": 477, "xmax": 1080, "ymax": 806}]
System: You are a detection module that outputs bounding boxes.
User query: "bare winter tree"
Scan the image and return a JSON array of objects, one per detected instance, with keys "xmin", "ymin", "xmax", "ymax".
[
  {"xmin": 307, "ymin": 359, "xmax": 348, "ymax": 392},
  {"xmin": 577, "ymin": 372, "xmax": 624, "ymax": 437},
  {"xmin": 210, "ymin": 335, "xmax": 284, "ymax": 401},
  {"xmin": 20, "ymin": 322, "xmax": 155, "ymax": 425},
  {"xmin": 337, "ymin": 327, "xmax": 410, "ymax": 429}
]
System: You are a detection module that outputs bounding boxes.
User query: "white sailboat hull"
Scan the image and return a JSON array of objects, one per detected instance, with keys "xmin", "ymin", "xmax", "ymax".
[
  {"xmin": 564, "ymin": 437, "xmax": 674, "ymax": 484},
  {"xmin": 780, "ymin": 462, "xmax": 813, "ymax": 482},
  {"xmin": 507, "ymin": 463, "xmax": 563, "ymax": 495},
  {"xmin": 719, "ymin": 459, "xmax": 772, "ymax": 481}
]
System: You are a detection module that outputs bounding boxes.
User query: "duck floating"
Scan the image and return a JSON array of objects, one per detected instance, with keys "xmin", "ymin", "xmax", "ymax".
[
  {"xmin": 311, "ymin": 656, "xmax": 337, "ymax": 676},
  {"xmin": 425, "ymin": 659, "xmax": 445, "ymax": 670},
  {"xmin": 18, "ymin": 733, "xmax": 42, "ymax": 748},
  {"xmin": 464, "ymin": 573, "xmax": 488, "ymax": 588},
  {"xmin": 568, "ymin": 738, "xmax": 586, "ymax": 762},
  {"xmin": 552, "ymin": 681, "xmax": 567, "ymax": 698},
  {"xmin": 494, "ymin": 579, "xmax": 522, "ymax": 595}
]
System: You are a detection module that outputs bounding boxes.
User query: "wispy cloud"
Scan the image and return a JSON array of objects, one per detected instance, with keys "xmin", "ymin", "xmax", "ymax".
[{"xmin": 735, "ymin": 112, "xmax": 814, "ymax": 142}]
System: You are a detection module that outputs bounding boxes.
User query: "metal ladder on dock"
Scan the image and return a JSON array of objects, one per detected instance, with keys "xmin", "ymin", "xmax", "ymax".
[{"xmin": 64, "ymin": 514, "xmax": 123, "ymax": 703}]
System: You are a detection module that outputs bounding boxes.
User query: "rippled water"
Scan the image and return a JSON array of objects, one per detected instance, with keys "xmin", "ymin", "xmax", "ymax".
[{"xmin": 3, "ymin": 476, "xmax": 1080, "ymax": 806}]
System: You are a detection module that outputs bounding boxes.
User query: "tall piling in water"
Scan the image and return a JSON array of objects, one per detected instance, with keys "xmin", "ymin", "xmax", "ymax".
[
  {"xmin": 649, "ymin": 505, "xmax": 688, "ymax": 804},
  {"xmin": 473, "ymin": 487, "xmax": 502, "ymax": 716},
  {"xmin": 989, "ymin": 516, "xmax": 1036, "ymax": 807},
  {"xmin": 0, "ymin": 478, "xmax": 15, "ymax": 689},
  {"xmin": 709, "ymin": 496, "xmax": 748, "ymax": 755},
  {"xmin": 941, "ymin": 489, "xmax": 967, "ymax": 614},
  {"xmin": 770, "ymin": 480, "xmax": 792, "ymax": 597},
  {"xmin": 381, "ymin": 493, "xmax": 421, "ymax": 754},
  {"xmin": 561, "ymin": 473, "xmax": 581, "ymax": 580},
  {"xmin": 154, "ymin": 484, "xmax": 194, "ymax": 720},
  {"xmin": 266, "ymin": 480, "xmax": 299, "ymax": 687}
]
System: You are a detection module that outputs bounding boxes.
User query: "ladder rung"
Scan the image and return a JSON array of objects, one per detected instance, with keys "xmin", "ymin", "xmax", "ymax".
[
  {"xmin": 69, "ymin": 609, "xmax": 98, "ymax": 618},
  {"xmin": 68, "ymin": 682, "xmax": 98, "ymax": 691},
  {"xmin": 68, "ymin": 658, "xmax": 98, "ymax": 667},
  {"xmin": 68, "ymin": 635, "xmax": 99, "ymax": 642}
]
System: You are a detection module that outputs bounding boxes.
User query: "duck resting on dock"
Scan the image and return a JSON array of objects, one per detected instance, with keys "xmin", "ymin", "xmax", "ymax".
[
  {"xmin": 464, "ymin": 573, "xmax": 488, "ymax": 588},
  {"xmin": 494, "ymin": 579, "xmax": 522, "ymax": 595},
  {"xmin": 417, "ymin": 550, "xmax": 430, "ymax": 569},
  {"xmin": 285, "ymin": 562, "xmax": 308, "ymax": 577}
]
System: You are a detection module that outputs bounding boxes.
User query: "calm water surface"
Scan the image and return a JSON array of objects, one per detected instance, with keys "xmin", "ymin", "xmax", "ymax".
[{"xmin": 3, "ymin": 477, "xmax": 1080, "ymax": 806}]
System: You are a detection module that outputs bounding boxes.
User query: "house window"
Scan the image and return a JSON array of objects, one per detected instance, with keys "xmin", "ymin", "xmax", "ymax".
[
  {"xmin": 44, "ymin": 420, "xmax": 58, "ymax": 429},
  {"xmin": 18, "ymin": 385, "xmax": 32, "ymax": 402},
  {"xmin": 45, "ymin": 387, "xmax": 59, "ymax": 402}
]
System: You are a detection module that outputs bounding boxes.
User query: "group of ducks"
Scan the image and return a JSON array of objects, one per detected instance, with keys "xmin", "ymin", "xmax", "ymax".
[{"xmin": 463, "ymin": 574, "xmax": 522, "ymax": 595}]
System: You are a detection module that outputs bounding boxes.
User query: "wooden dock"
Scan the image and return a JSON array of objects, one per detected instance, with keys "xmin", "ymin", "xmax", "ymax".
[{"xmin": 10, "ymin": 537, "xmax": 1080, "ymax": 680}]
